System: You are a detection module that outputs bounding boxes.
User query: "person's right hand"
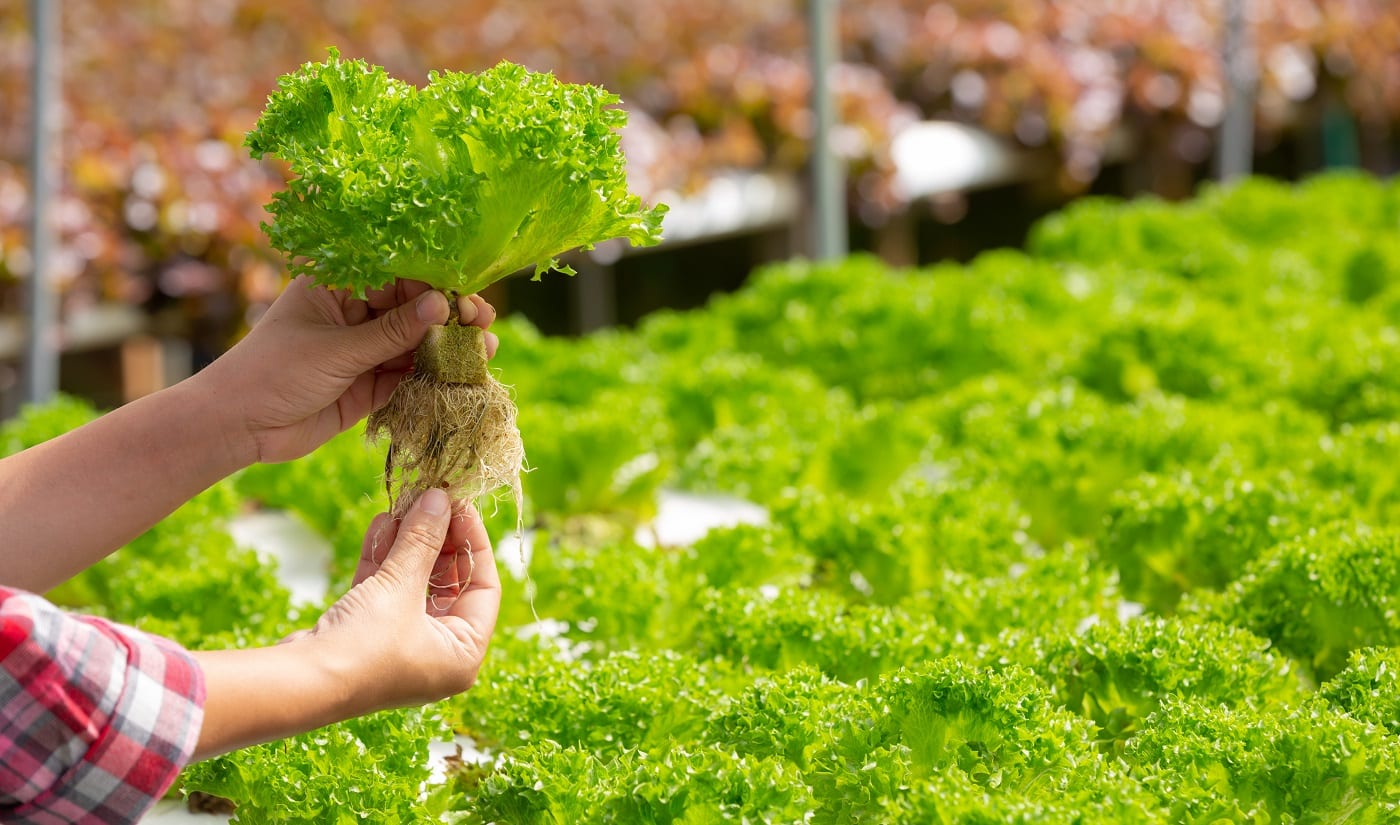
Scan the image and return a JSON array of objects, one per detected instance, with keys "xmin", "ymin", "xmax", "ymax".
[
  {"xmin": 202, "ymin": 276, "xmax": 500, "ymax": 466},
  {"xmin": 303, "ymin": 489, "xmax": 502, "ymax": 712}
]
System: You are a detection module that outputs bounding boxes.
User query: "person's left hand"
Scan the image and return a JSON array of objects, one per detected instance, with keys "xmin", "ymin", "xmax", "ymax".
[{"xmin": 199, "ymin": 276, "xmax": 499, "ymax": 464}]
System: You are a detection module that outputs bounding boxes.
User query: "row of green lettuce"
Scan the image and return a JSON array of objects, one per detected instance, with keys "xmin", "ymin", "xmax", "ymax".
[{"xmin": 5, "ymin": 171, "xmax": 1400, "ymax": 822}]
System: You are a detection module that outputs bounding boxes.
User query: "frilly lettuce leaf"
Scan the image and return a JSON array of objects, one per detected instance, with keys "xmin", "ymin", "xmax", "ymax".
[{"xmin": 248, "ymin": 49, "xmax": 666, "ymax": 295}]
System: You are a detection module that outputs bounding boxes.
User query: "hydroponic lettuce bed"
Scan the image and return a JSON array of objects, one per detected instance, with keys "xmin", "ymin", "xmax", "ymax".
[{"xmin": 11, "ymin": 172, "xmax": 1400, "ymax": 823}]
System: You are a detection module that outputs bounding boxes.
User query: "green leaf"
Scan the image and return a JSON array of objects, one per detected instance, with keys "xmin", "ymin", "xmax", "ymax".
[{"xmin": 249, "ymin": 50, "xmax": 665, "ymax": 295}]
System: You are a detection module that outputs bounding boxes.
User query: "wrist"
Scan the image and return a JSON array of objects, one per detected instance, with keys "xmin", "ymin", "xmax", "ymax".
[
  {"xmin": 292, "ymin": 632, "xmax": 370, "ymax": 718},
  {"xmin": 192, "ymin": 635, "xmax": 365, "ymax": 760},
  {"xmin": 176, "ymin": 365, "xmax": 261, "ymax": 471},
  {"xmin": 280, "ymin": 630, "xmax": 364, "ymax": 714}
]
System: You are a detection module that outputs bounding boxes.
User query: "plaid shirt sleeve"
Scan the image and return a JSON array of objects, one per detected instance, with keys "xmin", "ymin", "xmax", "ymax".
[{"xmin": 0, "ymin": 586, "xmax": 205, "ymax": 825}]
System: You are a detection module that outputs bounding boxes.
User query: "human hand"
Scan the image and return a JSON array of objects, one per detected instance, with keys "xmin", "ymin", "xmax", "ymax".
[
  {"xmin": 296, "ymin": 489, "xmax": 501, "ymax": 712},
  {"xmin": 200, "ymin": 276, "xmax": 500, "ymax": 464},
  {"xmin": 191, "ymin": 489, "xmax": 499, "ymax": 758}
]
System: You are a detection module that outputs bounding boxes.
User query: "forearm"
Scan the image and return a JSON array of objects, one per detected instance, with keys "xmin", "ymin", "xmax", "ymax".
[
  {"xmin": 191, "ymin": 638, "xmax": 362, "ymax": 760},
  {"xmin": 0, "ymin": 374, "xmax": 253, "ymax": 591}
]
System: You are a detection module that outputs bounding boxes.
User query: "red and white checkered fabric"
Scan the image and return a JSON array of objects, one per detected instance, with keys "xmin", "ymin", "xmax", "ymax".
[{"xmin": 0, "ymin": 586, "xmax": 205, "ymax": 824}]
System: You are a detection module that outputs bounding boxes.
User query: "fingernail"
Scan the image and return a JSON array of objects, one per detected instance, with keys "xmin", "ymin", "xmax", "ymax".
[
  {"xmin": 420, "ymin": 488, "xmax": 449, "ymax": 515},
  {"xmin": 458, "ymin": 296, "xmax": 479, "ymax": 323},
  {"xmin": 416, "ymin": 291, "xmax": 446, "ymax": 322}
]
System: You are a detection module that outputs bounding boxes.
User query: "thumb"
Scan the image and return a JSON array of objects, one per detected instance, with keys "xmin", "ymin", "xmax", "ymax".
[
  {"xmin": 341, "ymin": 290, "xmax": 450, "ymax": 371},
  {"xmin": 379, "ymin": 489, "xmax": 453, "ymax": 589}
]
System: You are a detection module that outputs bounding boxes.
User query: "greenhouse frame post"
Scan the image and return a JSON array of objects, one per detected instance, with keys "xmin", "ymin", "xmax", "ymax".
[
  {"xmin": 1217, "ymin": 0, "xmax": 1255, "ymax": 182},
  {"xmin": 25, "ymin": 0, "xmax": 61, "ymax": 404},
  {"xmin": 809, "ymin": 0, "xmax": 847, "ymax": 261}
]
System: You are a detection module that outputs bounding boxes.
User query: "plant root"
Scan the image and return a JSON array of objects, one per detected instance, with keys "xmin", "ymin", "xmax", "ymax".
[
  {"xmin": 367, "ymin": 324, "xmax": 524, "ymax": 519},
  {"xmin": 367, "ymin": 315, "xmax": 530, "ymax": 614}
]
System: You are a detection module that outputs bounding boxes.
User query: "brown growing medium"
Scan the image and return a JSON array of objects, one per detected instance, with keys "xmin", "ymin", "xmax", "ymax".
[{"xmin": 367, "ymin": 320, "xmax": 524, "ymax": 519}]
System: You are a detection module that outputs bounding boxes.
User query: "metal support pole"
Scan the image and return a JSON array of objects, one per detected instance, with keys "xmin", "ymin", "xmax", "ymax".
[
  {"xmin": 570, "ymin": 259, "xmax": 616, "ymax": 334},
  {"xmin": 808, "ymin": 0, "xmax": 847, "ymax": 260},
  {"xmin": 1217, "ymin": 0, "xmax": 1255, "ymax": 182},
  {"xmin": 24, "ymin": 0, "xmax": 61, "ymax": 404}
]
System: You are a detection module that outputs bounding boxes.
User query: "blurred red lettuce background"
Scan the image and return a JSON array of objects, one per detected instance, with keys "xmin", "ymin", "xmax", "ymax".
[{"xmin": 0, "ymin": 0, "xmax": 1396, "ymax": 338}]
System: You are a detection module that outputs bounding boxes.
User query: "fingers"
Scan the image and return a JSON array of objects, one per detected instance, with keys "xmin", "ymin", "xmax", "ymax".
[
  {"xmin": 365, "ymin": 279, "xmax": 434, "ymax": 311},
  {"xmin": 355, "ymin": 498, "xmax": 494, "ymax": 619},
  {"xmin": 339, "ymin": 292, "xmax": 449, "ymax": 373},
  {"xmin": 353, "ymin": 512, "xmax": 398, "ymax": 586},
  {"xmin": 370, "ymin": 368, "xmax": 412, "ymax": 411},
  {"xmin": 428, "ymin": 549, "xmax": 462, "ymax": 615},
  {"xmin": 428, "ymin": 504, "xmax": 484, "ymax": 615},
  {"xmin": 379, "ymin": 352, "xmax": 416, "ymax": 371},
  {"xmin": 345, "ymin": 281, "xmax": 499, "ymax": 376},
  {"xmin": 342, "ymin": 296, "xmax": 370, "ymax": 325},
  {"xmin": 458, "ymin": 295, "xmax": 500, "ymax": 358},
  {"xmin": 457, "ymin": 294, "xmax": 497, "ymax": 329},
  {"xmin": 378, "ymin": 489, "xmax": 452, "ymax": 588},
  {"xmin": 445, "ymin": 507, "xmax": 501, "ymax": 641},
  {"xmin": 364, "ymin": 281, "xmax": 495, "ymax": 328}
]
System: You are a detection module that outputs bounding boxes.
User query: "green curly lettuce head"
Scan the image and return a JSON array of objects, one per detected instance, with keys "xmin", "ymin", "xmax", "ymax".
[{"xmin": 247, "ymin": 49, "xmax": 666, "ymax": 296}]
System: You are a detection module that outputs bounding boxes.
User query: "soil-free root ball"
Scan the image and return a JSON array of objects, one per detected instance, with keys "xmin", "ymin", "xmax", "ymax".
[{"xmin": 249, "ymin": 49, "xmax": 666, "ymax": 514}]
